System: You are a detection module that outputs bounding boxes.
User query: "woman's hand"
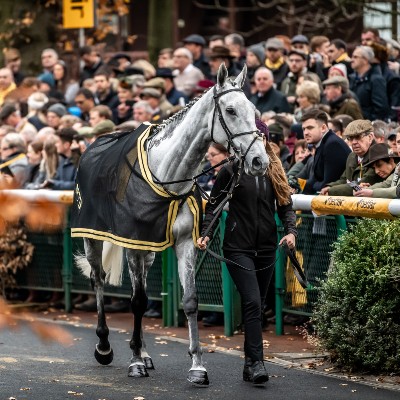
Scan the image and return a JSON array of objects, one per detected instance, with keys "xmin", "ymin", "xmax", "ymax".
[
  {"xmin": 279, "ymin": 233, "xmax": 296, "ymax": 249},
  {"xmin": 197, "ymin": 236, "xmax": 210, "ymax": 250},
  {"xmin": 354, "ymin": 188, "xmax": 373, "ymax": 197}
]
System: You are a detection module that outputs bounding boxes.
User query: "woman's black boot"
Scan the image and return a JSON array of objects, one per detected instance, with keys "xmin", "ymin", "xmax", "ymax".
[{"xmin": 243, "ymin": 358, "xmax": 269, "ymax": 385}]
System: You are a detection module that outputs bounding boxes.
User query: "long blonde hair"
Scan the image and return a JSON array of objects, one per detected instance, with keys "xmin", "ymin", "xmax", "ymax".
[{"xmin": 264, "ymin": 141, "xmax": 292, "ymax": 206}]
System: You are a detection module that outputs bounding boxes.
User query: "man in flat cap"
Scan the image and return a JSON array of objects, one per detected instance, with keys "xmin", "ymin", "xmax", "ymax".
[
  {"xmin": 264, "ymin": 38, "xmax": 289, "ymax": 90},
  {"xmin": 323, "ymin": 76, "xmax": 363, "ymax": 120},
  {"xmin": 143, "ymin": 78, "xmax": 173, "ymax": 119},
  {"xmin": 183, "ymin": 34, "xmax": 211, "ymax": 79},
  {"xmin": 320, "ymin": 119, "xmax": 384, "ymax": 196}
]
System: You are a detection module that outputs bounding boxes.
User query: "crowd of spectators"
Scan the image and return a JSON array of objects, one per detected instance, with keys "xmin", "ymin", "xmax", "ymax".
[{"xmin": 2, "ymin": 27, "xmax": 400, "ymax": 315}]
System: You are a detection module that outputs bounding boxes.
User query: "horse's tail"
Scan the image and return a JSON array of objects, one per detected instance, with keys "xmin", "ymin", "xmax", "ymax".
[{"xmin": 75, "ymin": 241, "xmax": 124, "ymax": 286}]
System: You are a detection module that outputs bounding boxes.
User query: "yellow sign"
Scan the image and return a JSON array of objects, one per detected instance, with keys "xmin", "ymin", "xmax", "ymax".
[
  {"xmin": 63, "ymin": 0, "xmax": 95, "ymax": 29},
  {"xmin": 311, "ymin": 196, "xmax": 395, "ymax": 219}
]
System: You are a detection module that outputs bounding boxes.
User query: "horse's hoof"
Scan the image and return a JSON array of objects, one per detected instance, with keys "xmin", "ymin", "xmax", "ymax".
[
  {"xmin": 94, "ymin": 346, "xmax": 113, "ymax": 365},
  {"xmin": 128, "ymin": 363, "xmax": 149, "ymax": 378},
  {"xmin": 187, "ymin": 369, "xmax": 209, "ymax": 386},
  {"xmin": 143, "ymin": 357, "xmax": 154, "ymax": 370}
]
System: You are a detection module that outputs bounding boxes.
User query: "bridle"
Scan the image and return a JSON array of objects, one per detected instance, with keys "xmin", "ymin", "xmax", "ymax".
[{"xmin": 210, "ymin": 85, "xmax": 264, "ymax": 163}]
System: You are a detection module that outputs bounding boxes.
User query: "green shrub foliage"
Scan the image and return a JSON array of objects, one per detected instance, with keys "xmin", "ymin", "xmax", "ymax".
[{"xmin": 313, "ymin": 218, "xmax": 400, "ymax": 372}]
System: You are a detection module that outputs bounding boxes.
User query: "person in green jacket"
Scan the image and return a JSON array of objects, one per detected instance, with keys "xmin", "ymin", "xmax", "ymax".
[
  {"xmin": 319, "ymin": 119, "xmax": 384, "ymax": 196},
  {"xmin": 354, "ymin": 141, "xmax": 400, "ymax": 198}
]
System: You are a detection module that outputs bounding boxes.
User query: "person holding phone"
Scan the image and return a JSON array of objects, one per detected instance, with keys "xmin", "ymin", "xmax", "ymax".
[{"xmin": 197, "ymin": 122, "xmax": 297, "ymax": 385}]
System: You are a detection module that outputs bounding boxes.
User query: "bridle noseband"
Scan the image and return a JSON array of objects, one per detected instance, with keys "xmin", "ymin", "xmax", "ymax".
[{"xmin": 210, "ymin": 85, "xmax": 264, "ymax": 162}]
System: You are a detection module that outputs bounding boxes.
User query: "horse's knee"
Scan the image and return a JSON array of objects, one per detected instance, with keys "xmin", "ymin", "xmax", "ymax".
[{"xmin": 183, "ymin": 295, "xmax": 198, "ymax": 316}]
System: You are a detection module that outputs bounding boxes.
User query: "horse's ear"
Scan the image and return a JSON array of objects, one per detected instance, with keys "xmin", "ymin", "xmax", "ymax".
[
  {"xmin": 233, "ymin": 64, "xmax": 247, "ymax": 88},
  {"xmin": 217, "ymin": 63, "xmax": 228, "ymax": 88}
]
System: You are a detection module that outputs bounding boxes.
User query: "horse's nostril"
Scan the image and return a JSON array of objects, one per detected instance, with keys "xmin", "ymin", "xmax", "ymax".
[{"xmin": 252, "ymin": 156, "xmax": 263, "ymax": 170}]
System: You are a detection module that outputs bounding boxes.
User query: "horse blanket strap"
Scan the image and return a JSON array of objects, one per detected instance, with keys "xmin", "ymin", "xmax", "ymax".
[
  {"xmin": 281, "ymin": 241, "xmax": 310, "ymax": 289},
  {"xmin": 71, "ymin": 123, "xmax": 202, "ymax": 251}
]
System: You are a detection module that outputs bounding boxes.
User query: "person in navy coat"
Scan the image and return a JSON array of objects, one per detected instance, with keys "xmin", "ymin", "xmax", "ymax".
[{"xmin": 301, "ymin": 109, "xmax": 351, "ymax": 194}]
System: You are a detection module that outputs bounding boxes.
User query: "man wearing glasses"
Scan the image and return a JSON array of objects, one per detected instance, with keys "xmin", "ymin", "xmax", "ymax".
[{"xmin": 319, "ymin": 119, "xmax": 384, "ymax": 196}]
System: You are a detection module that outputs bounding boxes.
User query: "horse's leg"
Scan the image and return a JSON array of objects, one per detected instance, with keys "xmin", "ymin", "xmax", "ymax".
[
  {"xmin": 126, "ymin": 249, "xmax": 155, "ymax": 377},
  {"xmin": 84, "ymin": 238, "xmax": 113, "ymax": 365},
  {"xmin": 175, "ymin": 237, "xmax": 209, "ymax": 386}
]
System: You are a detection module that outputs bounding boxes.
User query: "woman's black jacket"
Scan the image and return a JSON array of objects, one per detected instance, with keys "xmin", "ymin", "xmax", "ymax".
[{"xmin": 201, "ymin": 164, "xmax": 297, "ymax": 255}]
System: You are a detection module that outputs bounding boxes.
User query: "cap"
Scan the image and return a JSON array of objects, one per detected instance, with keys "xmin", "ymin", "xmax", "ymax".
[
  {"xmin": 291, "ymin": 34, "xmax": 309, "ymax": 44},
  {"xmin": 265, "ymin": 38, "xmax": 284, "ymax": 50},
  {"xmin": 329, "ymin": 63, "xmax": 347, "ymax": 78},
  {"xmin": 363, "ymin": 143, "xmax": 400, "ymax": 167},
  {"xmin": 208, "ymin": 46, "xmax": 235, "ymax": 59},
  {"xmin": 182, "ymin": 34, "xmax": 206, "ymax": 46},
  {"xmin": 0, "ymin": 103, "xmax": 17, "ymax": 122},
  {"xmin": 91, "ymin": 120, "xmax": 115, "ymax": 136},
  {"xmin": 287, "ymin": 49, "xmax": 307, "ymax": 60},
  {"xmin": 47, "ymin": 103, "xmax": 68, "ymax": 118},
  {"xmin": 77, "ymin": 126, "xmax": 94, "ymax": 137},
  {"xmin": 143, "ymin": 77, "xmax": 165, "ymax": 91},
  {"xmin": 248, "ymin": 44, "xmax": 266, "ymax": 64},
  {"xmin": 140, "ymin": 87, "xmax": 161, "ymax": 99},
  {"xmin": 156, "ymin": 68, "xmax": 174, "ymax": 79},
  {"xmin": 344, "ymin": 119, "xmax": 373, "ymax": 138},
  {"xmin": 322, "ymin": 76, "xmax": 349, "ymax": 92},
  {"xmin": 268, "ymin": 123, "xmax": 284, "ymax": 145}
]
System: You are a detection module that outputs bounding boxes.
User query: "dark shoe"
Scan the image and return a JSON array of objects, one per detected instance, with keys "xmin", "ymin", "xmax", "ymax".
[
  {"xmin": 144, "ymin": 309, "xmax": 161, "ymax": 318},
  {"xmin": 243, "ymin": 359, "xmax": 269, "ymax": 385},
  {"xmin": 104, "ymin": 299, "xmax": 130, "ymax": 313},
  {"xmin": 74, "ymin": 298, "xmax": 97, "ymax": 312},
  {"xmin": 202, "ymin": 313, "xmax": 224, "ymax": 327}
]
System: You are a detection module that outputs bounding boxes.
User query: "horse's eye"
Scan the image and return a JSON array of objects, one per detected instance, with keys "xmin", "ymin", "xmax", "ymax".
[{"xmin": 226, "ymin": 107, "xmax": 236, "ymax": 116}]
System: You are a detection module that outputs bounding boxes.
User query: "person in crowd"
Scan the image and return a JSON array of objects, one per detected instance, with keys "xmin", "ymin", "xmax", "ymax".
[
  {"xmin": 386, "ymin": 128, "xmax": 398, "ymax": 155},
  {"xmin": 287, "ymin": 139, "xmax": 310, "ymax": 178},
  {"xmin": 3, "ymin": 48, "xmax": 25, "ymax": 86},
  {"xmin": 40, "ymin": 128, "xmax": 77, "ymax": 190},
  {"xmin": 155, "ymin": 68, "xmax": 188, "ymax": 106},
  {"xmin": 157, "ymin": 48, "xmax": 174, "ymax": 69},
  {"xmin": 246, "ymin": 44, "xmax": 266, "ymax": 84},
  {"xmin": 74, "ymin": 88, "xmax": 96, "ymax": 122},
  {"xmin": 371, "ymin": 120, "xmax": 388, "ymax": 144},
  {"xmin": 197, "ymin": 132, "xmax": 297, "ymax": 385},
  {"xmin": 294, "ymin": 81, "xmax": 321, "ymax": 122},
  {"xmin": 113, "ymin": 77, "xmax": 135, "ymax": 124},
  {"xmin": 139, "ymin": 87, "xmax": 169, "ymax": 122},
  {"xmin": 41, "ymin": 48, "xmax": 58, "ymax": 74},
  {"xmin": 94, "ymin": 69, "xmax": 119, "ymax": 110},
  {"xmin": 89, "ymin": 105, "xmax": 113, "ymax": 128},
  {"xmin": 172, "ymin": 47, "xmax": 204, "ymax": 98},
  {"xmin": 131, "ymin": 59, "xmax": 156, "ymax": 80},
  {"xmin": 0, "ymin": 68, "xmax": 16, "ymax": 106},
  {"xmin": 309, "ymin": 35, "xmax": 330, "ymax": 66},
  {"xmin": 224, "ymin": 33, "xmax": 246, "ymax": 68},
  {"xmin": 26, "ymin": 92, "xmax": 49, "ymax": 131},
  {"xmin": 182, "ymin": 34, "xmax": 211, "ymax": 79},
  {"xmin": 328, "ymin": 118, "xmax": 344, "ymax": 138},
  {"xmin": 79, "ymin": 46, "xmax": 103, "ymax": 84},
  {"xmin": 354, "ymin": 142, "xmax": 400, "ymax": 199},
  {"xmin": 300, "ymin": 109, "xmax": 350, "ymax": 194},
  {"xmin": 37, "ymin": 72, "xmax": 64, "ymax": 102},
  {"xmin": 368, "ymin": 41, "xmax": 400, "ymax": 122},
  {"xmin": 249, "ymin": 67, "xmax": 290, "ymax": 114},
  {"xmin": 107, "ymin": 53, "xmax": 132, "ymax": 77},
  {"xmin": 326, "ymin": 39, "xmax": 353, "ymax": 76},
  {"xmin": 264, "ymin": 37, "xmax": 289, "ymax": 91},
  {"xmin": 52, "ymin": 60, "xmax": 80, "ymax": 106},
  {"xmin": 46, "ymin": 103, "xmax": 68, "ymax": 130},
  {"xmin": 89, "ymin": 119, "xmax": 115, "ymax": 139},
  {"xmin": 323, "ymin": 76, "xmax": 363, "ymax": 120},
  {"xmin": 361, "ymin": 27, "xmax": 381, "ymax": 46},
  {"xmin": 0, "ymin": 132, "xmax": 29, "ymax": 187},
  {"xmin": 142, "ymin": 78, "xmax": 174, "ymax": 116},
  {"xmin": 24, "ymin": 140, "xmax": 44, "ymax": 189},
  {"xmin": 327, "ymin": 63, "xmax": 348, "ymax": 78},
  {"xmin": 267, "ymin": 122, "xmax": 291, "ymax": 171},
  {"xmin": 0, "ymin": 103, "xmax": 22, "ymax": 130},
  {"xmin": 320, "ymin": 119, "xmax": 384, "ymax": 196},
  {"xmin": 133, "ymin": 100, "xmax": 154, "ymax": 123},
  {"xmin": 209, "ymin": 35, "xmax": 225, "ymax": 49},
  {"xmin": 349, "ymin": 46, "xmax": 389, "ymax": 121}
]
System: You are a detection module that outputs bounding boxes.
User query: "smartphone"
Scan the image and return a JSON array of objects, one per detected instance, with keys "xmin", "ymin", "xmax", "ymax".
[{"xmin": 347, "ymin": 180, "xmax": 362, "ymax": 191}]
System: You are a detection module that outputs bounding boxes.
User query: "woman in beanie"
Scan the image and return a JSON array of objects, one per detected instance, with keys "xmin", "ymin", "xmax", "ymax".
[{"xmin": 197, "ymin": 121, "xmax": 297, "ymax": 385}]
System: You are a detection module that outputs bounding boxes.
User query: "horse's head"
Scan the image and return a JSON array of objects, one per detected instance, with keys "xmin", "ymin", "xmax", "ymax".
[{"xmin": 208, "ymin": 63, "xmax": 269, "ymax": 176}]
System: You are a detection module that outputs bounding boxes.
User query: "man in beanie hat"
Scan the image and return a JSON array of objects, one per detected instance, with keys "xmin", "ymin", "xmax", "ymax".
[
  {"xmin": 183, "ymin": 34, "xmax": 211, "ymax": 79},
  {"xmin": 353, "ymin": 142, "xmax": 400, "ymax": 198},
  {"xmin": 246, "ymin": 44, "xmax": 265, "ymax": 81},
  {"xmin": 320, "ymin": 119, "xmax": 384, "ymax": 196},
  {"xmin": 156, "ymin": 68, "xmax": 188, "ymax": 106},
  {"xmin": 46, "ymin": 103, "xmax": 68, "ymax": 130}
]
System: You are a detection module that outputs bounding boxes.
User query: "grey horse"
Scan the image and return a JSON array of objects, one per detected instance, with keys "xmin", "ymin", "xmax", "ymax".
[{"xmin": 73, "ymin": 63, "xmax": 269, "ymax": 386}]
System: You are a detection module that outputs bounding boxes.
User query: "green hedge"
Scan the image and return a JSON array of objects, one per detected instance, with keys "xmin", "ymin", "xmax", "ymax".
[{"xmin": 313, "ymin": 218, "xmax": 400, "ymax": 372}]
